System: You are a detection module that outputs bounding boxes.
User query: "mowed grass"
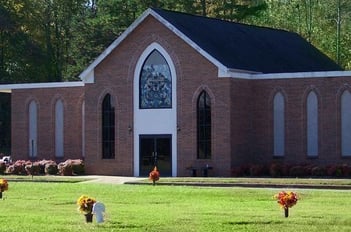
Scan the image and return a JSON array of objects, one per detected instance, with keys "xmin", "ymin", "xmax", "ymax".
[{"xmin": 0, "ymin": 178, "xmax": 351, "ymax": 232}]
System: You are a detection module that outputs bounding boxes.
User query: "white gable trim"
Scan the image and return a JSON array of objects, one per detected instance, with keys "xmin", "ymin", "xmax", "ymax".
[
  {"xmin": 79, "ymin": 8, "xmax": 232, "ymax": 83},
  {"xmin": 0, "ymin": 81, "xmax": 84, "ymax": 93}
]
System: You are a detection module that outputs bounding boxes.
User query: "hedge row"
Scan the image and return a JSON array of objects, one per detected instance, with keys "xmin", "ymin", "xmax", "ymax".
[
  {"xmin": 231, "ymin": 163, "xmax": 351, "ymax": 178},
  {"xmin": 0, "ymin": 159, "xmax": 84, "ymax": 176}
]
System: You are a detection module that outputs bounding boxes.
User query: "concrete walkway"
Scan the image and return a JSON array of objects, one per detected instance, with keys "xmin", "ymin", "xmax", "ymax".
[{"xmin": 78, "ymin": 175, "xmax": 146, "ymax": 184}]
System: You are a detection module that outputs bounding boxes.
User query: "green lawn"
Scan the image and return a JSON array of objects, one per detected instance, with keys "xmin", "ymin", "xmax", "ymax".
[{"xmin": 0, "ymin": 177, "xmax": 350, "ymax": 231}]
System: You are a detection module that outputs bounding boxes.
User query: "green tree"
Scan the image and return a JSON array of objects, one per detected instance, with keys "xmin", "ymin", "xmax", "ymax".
[
  {"xmin": 65, "ymin": 0, "xmax": 143, "ymax": 79},
  {"xmin": 245, "ymin": 0, "xmax": 351, "ymax": 70},
  {"xmin": 0, "ymin": 1, "xmax": 47, "ymax": 83},
  {"xmin": 3, "ymin": 0, "xmax": 350, "ymax": 84}
]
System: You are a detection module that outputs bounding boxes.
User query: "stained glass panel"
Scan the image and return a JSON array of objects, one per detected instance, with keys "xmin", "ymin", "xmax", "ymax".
[{"xmin": 140, "ymin": 50, "xmax": 172, "ymax": 109}]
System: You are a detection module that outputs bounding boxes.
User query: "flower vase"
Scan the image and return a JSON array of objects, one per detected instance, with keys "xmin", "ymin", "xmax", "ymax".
[
  {"xmin": 85, "ymin": 213, "xmax": 93, "ymax": 223},
  {"xmin": 284, "ymin": 208, "xmax": 289, "ymax": 218}
]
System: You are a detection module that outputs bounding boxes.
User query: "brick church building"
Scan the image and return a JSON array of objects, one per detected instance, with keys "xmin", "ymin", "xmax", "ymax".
[{"xmin": 1, "ymin": 8, "xmax": 351, "ymax": 177}]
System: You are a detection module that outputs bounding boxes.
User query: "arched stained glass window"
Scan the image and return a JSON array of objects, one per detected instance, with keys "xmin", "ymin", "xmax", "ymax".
[
  {"xmin": 341, "ymin": 90, "xmax": 351, "ymax": 156},
  {"xmin": 307, "ymin": 91, "xmax": 318, "ymax": 157},
  {"xmin": 139, "ymin": 49, "xmax": 172, "ymax": 109},
  {"xmin": 29, "ymin": 100, "xmax": 37, "ymax": 158},
  {"xmin": 273, "ymin": 92, "xmax": 284, "ymax": 156},
  {"xmin": 55, "ymin": 99, "xmax": 64, "ymax": 158},
  {"xmin": 197, "ymin": 91, "xmax": 211, "ymax": 159},
  {"xmin": 102, "ymin": 94, "xmax": 115, "ymax": 159}
]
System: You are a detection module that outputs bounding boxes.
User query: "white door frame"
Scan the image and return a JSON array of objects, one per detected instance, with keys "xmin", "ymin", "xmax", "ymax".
[{"xmin": 133, "ymin": 42, "xmax": 177, "ymax": 177}]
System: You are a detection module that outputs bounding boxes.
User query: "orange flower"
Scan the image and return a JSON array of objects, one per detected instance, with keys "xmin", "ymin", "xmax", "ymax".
[
  {"xmin": 274, "ymin": 191, "xmax": 298, "ymax": 209},
  {"xmin": 149, "ymin": 166, "xmax": 160, "ymax": 182}
]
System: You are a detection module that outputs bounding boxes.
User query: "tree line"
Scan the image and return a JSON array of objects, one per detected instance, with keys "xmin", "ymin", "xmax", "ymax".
[{"xmin": 0, "ymin": 0, "xmax": 350, "ymax": 84}]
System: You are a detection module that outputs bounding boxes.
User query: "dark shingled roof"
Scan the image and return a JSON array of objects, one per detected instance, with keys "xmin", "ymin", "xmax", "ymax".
[{"xmin": 152, "ymin": 8, "xmax": 342, "ymax": 73}]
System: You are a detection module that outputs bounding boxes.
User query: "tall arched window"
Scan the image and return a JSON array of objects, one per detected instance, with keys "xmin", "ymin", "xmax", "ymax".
[
  {"xmin": 29, "ymin": 100, "xmax": 37, "ymax": 158},
  {"xmin": 307, "ymin": 91, "xmax": 318, "ymax": 157},
  {"xmin": 341, "ymin": 90, "xmax": 351, "ymax": 156},
  {"xmin": 82, "ymin": 101, "xmax": 85, "ymax": 157},
  {"xmin": 102, "ymin": 94, "xmax": 115, "ymax": 159},
  {"xmin": 273, "ymin": 92, "xmax": 285, "ymax": 156},
  {"xmin": 197, "ymin": 91, "xmax": 211, "ymax": 159},
  {"xmin": 139, "ymin": 49, "xmax": 172, "ymax": 109},
  {"xmin": 55, "ymin": 99, "xmax": 64, "ymax": 158}
]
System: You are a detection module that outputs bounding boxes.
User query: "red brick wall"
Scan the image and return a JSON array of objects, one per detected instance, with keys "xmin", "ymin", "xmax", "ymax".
[
  {"xmin": 11, "ymin": 87, "xmax": 84, "ymax": 162},
  {"xmin": 249, "ymin": 77, "xmax": 351, "ymax": 167},
  {"xmin": 10, "ymin": 15, "xmax": 351, "ymax": 177},
  {"xmin": 229, "ymin": 79, "xmax": 252, "ymax": 167},
  {"xmin": 84, "ymin": 16, "xmax": 233, "ymax": 176}
]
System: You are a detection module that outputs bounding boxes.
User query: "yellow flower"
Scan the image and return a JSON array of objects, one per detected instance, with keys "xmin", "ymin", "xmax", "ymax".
[
  {"xmin": 77, "ymin": 195, "xmax": 96, "ymax": 214},
  {"xmin": 0, "ymin": 178, "xmax": 8, "ymax": 192}
]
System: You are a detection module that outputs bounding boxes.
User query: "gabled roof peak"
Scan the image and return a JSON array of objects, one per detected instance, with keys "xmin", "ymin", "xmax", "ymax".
[{"xmin": 79, "ymin": 8, "xmax": 342, "ymax": 82}]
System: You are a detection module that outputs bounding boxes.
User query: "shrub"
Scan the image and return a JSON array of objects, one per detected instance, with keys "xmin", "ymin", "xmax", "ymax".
[
  {"xmin": 44, "ymin": 161, "xmax": 58, "ymax": 175},
  {"xmin": 71, "ymin": 159, "xmax": 85, "ymax": 175},
  {"xmin": 289, "ymin": 166, "xmax": 306, "ymax": 177},
  {"xmin": 7, "ymin": 160, "xmax": 27, "ymax": 175},
  {"xmin": 37, "ymin": 160, "xmax": 48, "ymax": 175},
  {"xmin": 311, "ymin": 166, "xmax": 326, "ymax": 177},
  {"xmin": 58, "ymin": 159, "xmax": 84, "ymax": 176},
  {"xmin": 327, "ymin": 165, "xmax": 343, "ymax": 177},
  {"xmin": 231, "ymin": 166, "xmax": 244, "ymax": 177},
  {"xmin": 231, "ymin": 165, "xmax": 250, "ymax": 177},
  {"xmin": 58, "ymin": 161, "xmax": 72, "ymax": 176},
  {"xmin": 341, "ymin": 164, "xmax": 351, "ymax": 177},
  {"xmin": 0, "ymin": 161, "xmax": 6, "ymax": 174},
  {"xmin": 6, "ymin": 165, "xmax": 14, "ymax": 174},
  {"xmin": 25, "ymin": 162, "xmax": 41, "ymax": 175},
  {"xmin": 303, "ymin": 165, "xmax": 314, "ymax": 176},
  {"xmin": 327, "ymin": 165, "xmax": 337, "ymax": 176},
  {"xmin": 281, "ymin": 163, "xmax": 291, "ymax": 176},
  {"xmin": 249, "ymin": 164, "xmax": 267, "ymax": 176},
  {"xmin": 270, "ymin": 163, "xmax": 284, "ymax": 177}
]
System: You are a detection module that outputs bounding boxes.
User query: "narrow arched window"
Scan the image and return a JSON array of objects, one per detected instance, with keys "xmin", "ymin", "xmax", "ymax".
[
  {"xmin": 341, "ymin": 90, "xmax": 351, "ymax": 156},
  {"xmin": 307, "ymin": 91, "xmax": 318, "ymax": 157},
  {"xmin": 139, "ymin": 49, "xmax": 172, "ymax": 109},
  {"xmin": 273, "ymin": 92, "xmax": 284, "ymax": 156},
  {"xmin": 102, "ymin": 94, "xmax": 115, "ymax": 159},
  {"xmin": 82, "ymin": 101, "xmax": 85, "ymax": 158},
  {"xmin": 29, "ymin": 100, "xmax": 37, "ymax": 158},
  {"xmin": 55, "ymin": 99, "xmax": 64, "ymax": 158},
  {"xmin": 197, "ymin": 91, "xmax": 211, "ymax": 159}
]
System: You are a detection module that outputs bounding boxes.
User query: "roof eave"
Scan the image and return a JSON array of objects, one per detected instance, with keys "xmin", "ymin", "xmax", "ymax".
[
  {"xmin": 0, "ymin": 81, "xmax": 84, "ymax": 93},
  {"xmin": 224, "ymin": 70, "xmax": 351, "ymax": 80}
]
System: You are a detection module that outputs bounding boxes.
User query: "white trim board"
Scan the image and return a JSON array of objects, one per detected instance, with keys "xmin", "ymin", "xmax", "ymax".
[{"xmin": 0, "ymin": 81, "xmax": 84, "ymax": 93}]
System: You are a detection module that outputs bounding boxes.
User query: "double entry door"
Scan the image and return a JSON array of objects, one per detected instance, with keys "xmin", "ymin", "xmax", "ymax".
[{"xmin": 139, "ymin": 134, "xmax": 172, "ymax": 176}]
